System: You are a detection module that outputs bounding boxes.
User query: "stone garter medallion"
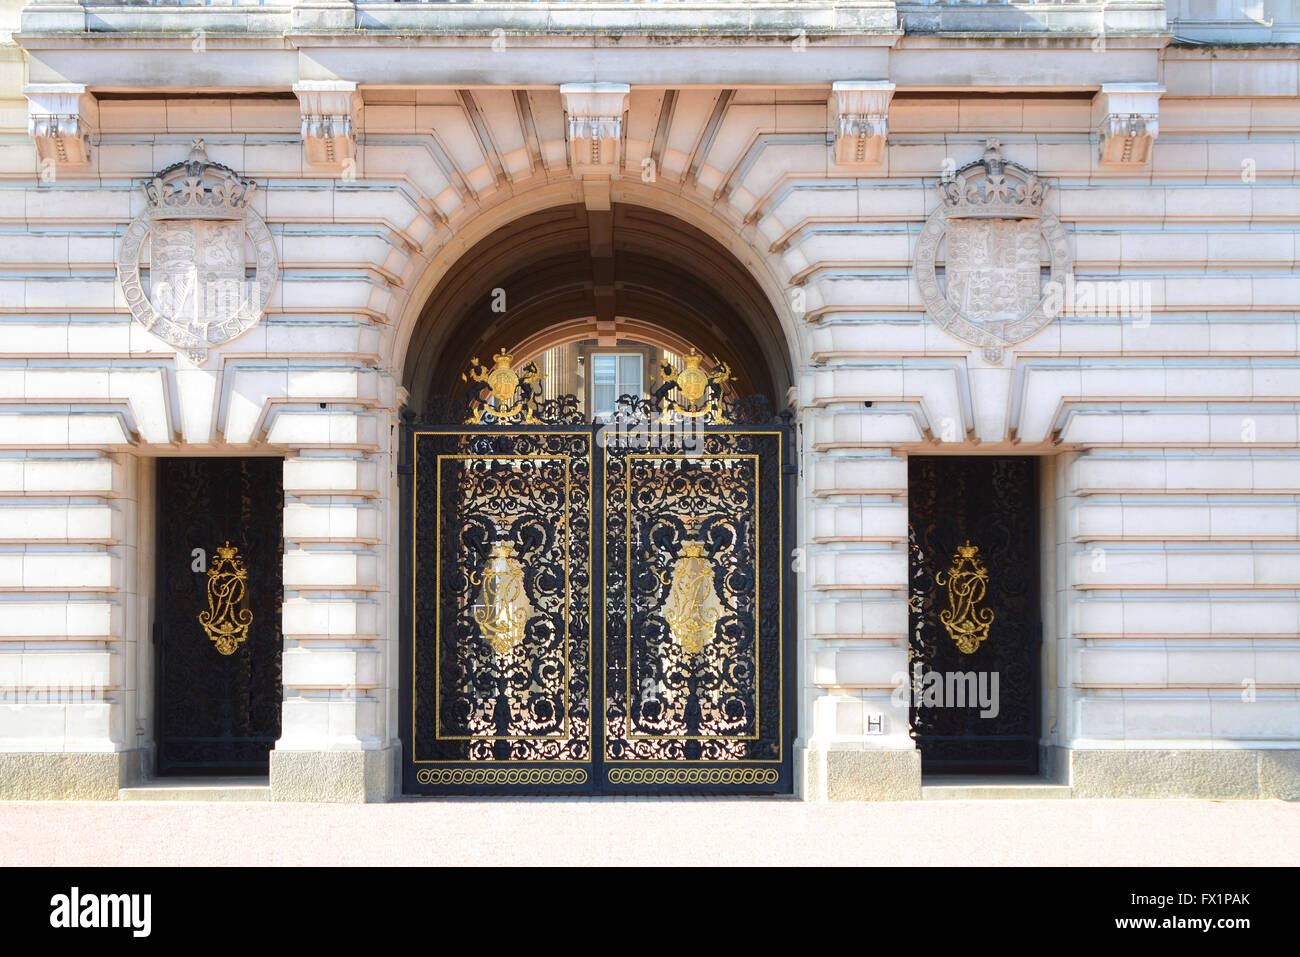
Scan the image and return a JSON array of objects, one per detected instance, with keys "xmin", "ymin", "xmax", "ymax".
[
  {"xmin": 116, "ymin": 138, "xmax": 278, "ymax": 364},
  {"xmin": 913, "ymin": 138, "xmax": 1071, "ymax": 363}
]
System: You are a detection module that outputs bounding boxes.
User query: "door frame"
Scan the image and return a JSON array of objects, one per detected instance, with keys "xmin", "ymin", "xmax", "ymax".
[
  {"xmin": 905, "ymin": 453, "xmax": 1044, "ymax": 775},
  {"xmin": 152, "ymin": 455, "xmax": 285, "ymax": 776}
]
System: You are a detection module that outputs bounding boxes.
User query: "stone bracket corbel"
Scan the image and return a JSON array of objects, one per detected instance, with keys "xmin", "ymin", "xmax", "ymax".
[
  {"xmin": 1093, "ymin": 83, "xmax": 1164, "ymax": 167},
  {"xmin": 560, "ymin": 82, "xmax": 630, "ymax": 175},
  {"xmin": 294, "ymin": 81, "xmax": 362, "ymax": 168},
  {"xmin": 830, "ymin": 80, "xmax": 895, "ymax": 167},
  {"xmin": 25, "ymin": 84, "xmax": 97, "ymax": 171}
]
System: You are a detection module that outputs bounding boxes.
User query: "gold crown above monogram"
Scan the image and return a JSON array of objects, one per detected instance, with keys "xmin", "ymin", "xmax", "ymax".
[
  {"xmin": 679, "ymin": 540, "xmax": 708, "ymax": 559},
  {"xmin": 937, "ymin": 138, "xmax": 1045, "ymax": 221},
  {"xmin": 957, "ymin": 541, "xmax": 979, "ymax": 558},
  {"xmin": 142, "ymin": 138, "xmax": 257, "ymax": 221}
]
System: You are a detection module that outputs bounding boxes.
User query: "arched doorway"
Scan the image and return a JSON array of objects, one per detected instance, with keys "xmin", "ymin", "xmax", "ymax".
[
  {"xmin": 399, "ymin": 201, "xmax": 796, "ymax": 794},
  {"xmin": 402, "ymin": 201, "xmax": 792, "ymax": 413}
]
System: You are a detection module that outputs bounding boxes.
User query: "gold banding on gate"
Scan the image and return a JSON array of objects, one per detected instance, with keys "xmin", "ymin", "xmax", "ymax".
[
  {"xmin": 935, "ymin": 541, "xmax": 994, "ymax": 654},
  {"xmin": 198, "ymin": 541, "xmax": 253, "ymax": 655}
]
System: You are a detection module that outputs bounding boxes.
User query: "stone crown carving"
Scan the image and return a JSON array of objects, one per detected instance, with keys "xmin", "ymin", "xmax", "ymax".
[
  {"xmin": 937, "ymin": 138, "xmax": 1045, "ymax": 220},
  {"xmin": 143, "ymin": 138, "xmax": 256, "ymax": 220}
]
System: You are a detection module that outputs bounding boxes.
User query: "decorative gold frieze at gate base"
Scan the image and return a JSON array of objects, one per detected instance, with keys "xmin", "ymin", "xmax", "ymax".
[
  {"xmin": 935, "ymin": 540, "xmax": 994, "ymax": 654},
  {"xmin": 416, "ymin": 767, "xmax": 588, "ymax": 786},
  {"xmin": 198, "ymin": 541, "xmax": 253, "ymax": 655},
  {"xmin": 606, "ymin": 767, "xmax": 779, "ymax": 786}
]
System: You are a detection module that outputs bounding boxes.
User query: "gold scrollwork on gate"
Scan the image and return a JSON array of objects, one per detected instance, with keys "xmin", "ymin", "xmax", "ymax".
[
  {"xmin": 462, "ymin": 349, "xmax": 546, "ymax": 424},
  {"xmin": 656, "ymin": 349, "xmax": 732, "ymax": 423},
  {"xmin": 198, "ymin": 541, "xmax": 253, "ymax": 655},
  {"xmin": 470, "ymin": 540, "xmax": 538, "ymax": 657},
  {"xmin": 935, "ymin": 541, "xmax": 994, "ymax": 654}
]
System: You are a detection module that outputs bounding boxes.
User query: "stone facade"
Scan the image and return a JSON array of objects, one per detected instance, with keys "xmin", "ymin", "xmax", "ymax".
[{"xmin": 0, "ymin": 0, "xmax": 1297, "ymax": 800}]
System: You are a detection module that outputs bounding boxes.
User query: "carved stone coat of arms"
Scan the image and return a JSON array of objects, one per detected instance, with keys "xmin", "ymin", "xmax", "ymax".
[
  {"xmin": 116, "ymin": 139, "xmax": 278, "ymax": 364},
  {"xmin": 913, "ymin": 138, "xmax": 1072, "ymax": 363}
]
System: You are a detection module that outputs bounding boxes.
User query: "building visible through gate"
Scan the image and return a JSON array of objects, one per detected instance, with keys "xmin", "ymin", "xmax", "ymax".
[
  {"xmin": 155, "ymin": 458, "xmax": 284, "ymax": 775},
  {"xmin": 401, "ymin": 356, "xmax": 795, "ymax": 794}
]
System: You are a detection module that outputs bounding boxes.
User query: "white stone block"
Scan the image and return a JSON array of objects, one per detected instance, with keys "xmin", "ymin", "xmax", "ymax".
[
  {"xmin": 20, "ymin": 551, "xmax": 116, "ymax": 590},
  {"xmin": 810, "ymin": 503, "xmax": 906, "ymax": 543},
  {"xmin": 283, "ymin": 550, "xmax": 379, "ymax": 590},
  {"xmin": 810, "ymin": 457, "xmax": 907, "ymax": 497},
  {"xmin": 811, "ymin": 549, "xmax": 907, "ymax": 591},
  {"xmin": 1210, "ymin": 697, "xmax": 1300, "ymax": 741},
  {"xmin": 1122, "ymin": 696, "xmax": 1213, "ymax": 740},
  {"xmin": 1073, "ymin": 694, "xmax": 1126, "ymax": 740},
  {"xmin": 283, "ymin": 457, "xmax": 379, "ymax": 496},
  {"xmin": 1077, "ymin": 647, "xmax": 1168, "ymax": 686},
  {"xmin": 833, "ymin": 647, "xmax": 909, "ymax": 687},
  {"xmin": 283, "ymin": 646, "xmax": 378, "ymax": 690},
  {"xmin": 810, "ymin": 597, "xmax": 907, "ymax": 639}
]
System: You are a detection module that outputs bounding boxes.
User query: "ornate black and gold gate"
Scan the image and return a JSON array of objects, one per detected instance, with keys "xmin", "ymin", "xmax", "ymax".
[
  {"xmin": 155, "ymin": 457, "xmax": 284, "ymax": 774},
  {"xmin": 907, "ymin": 456, "xmax": 1040, "ymax": 773},
  {"xmin": 401, "ymin": 352, "xmax": 794, "ymax": 794}
]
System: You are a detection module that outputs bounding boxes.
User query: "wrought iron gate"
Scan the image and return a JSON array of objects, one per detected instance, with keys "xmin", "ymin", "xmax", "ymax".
[
  {"xmin": 907, "ymin": 456, "xmax": 1040, "ymax": 773},
  {"xmin": 155, "ymin": 457, "xmax": 284, "ymax": 774},
  {"xmin": 402, "ymin": 352, "xmax": 794, "ymax": 794}
]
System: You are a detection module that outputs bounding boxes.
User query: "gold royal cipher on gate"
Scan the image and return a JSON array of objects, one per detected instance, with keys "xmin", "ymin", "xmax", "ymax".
[
  {"xmin": 462, "ymin": 349, "xmax": 546, "ymax": 425},
  {"xmin": 935, "ymin": 541, "xmax": 995, "ymax": 654},
  {"xmin": 198, "ymin": 541, "xmax": 253, "ymax": 655},
  {"xmin": 470, "ymin": 531, "xmax": 539, "ymax": 658},
  {"xmin": 658, "ymin": 537, "xmax": 725, "ymax": 657},
  {"xmin": 657, "ymin": 349, "xmax": 732, "ymax": 424}
]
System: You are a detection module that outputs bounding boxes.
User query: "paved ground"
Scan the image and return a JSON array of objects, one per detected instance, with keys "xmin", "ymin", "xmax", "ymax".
[{"xmin": 2, "ymin": 798, "xmax": 1297, "ymax": 866}]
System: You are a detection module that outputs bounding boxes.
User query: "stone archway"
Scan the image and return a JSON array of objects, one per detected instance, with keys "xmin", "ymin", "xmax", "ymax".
[
  {"xmin": 396, "ymin": 196, "xmax": 801, "ymax": 795},
  {"xmin": 400, "ymin": 201, "xmax": 794, "ymax": 410}
]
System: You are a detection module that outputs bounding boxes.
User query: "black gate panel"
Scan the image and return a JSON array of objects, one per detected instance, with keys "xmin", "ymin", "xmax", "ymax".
[
  {"xmin": 908, "ymin": 456, "xmax": 1040, "ymax": 774},
  {"xmin": 155, "ymin": 457, "xmax": 283, "ymax": 775},
  {"xmin": 405, "ymin": 430, "xmax": 595, "ymax": 793},
  {"xmin": 402, "ymin": 379, "xmax": 795, "ymax": 795},
  {"xmin": 602, "ymin": 429, "xmax": 791, "ymax": 792}
]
